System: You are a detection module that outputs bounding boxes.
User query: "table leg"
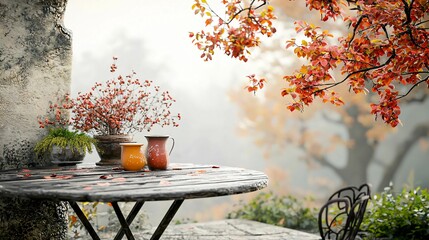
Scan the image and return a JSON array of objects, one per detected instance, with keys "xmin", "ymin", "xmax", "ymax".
[
  {"xmin": 150, "ymin": 199, "xmax": 184, "ymax": 240},
  {"xmin": 111, "ymin": 202, "xmax": 136, "ymax": 240},
  {"xmin": 113, "ymin": 201, "xmax": 145, "ymax": 240},
  {"xmin": 69, "ymin": 201, "xmax": 101, "ymax": 240}
]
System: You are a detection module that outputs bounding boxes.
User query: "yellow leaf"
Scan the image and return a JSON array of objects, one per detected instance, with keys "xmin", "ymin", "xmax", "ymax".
[
  {"xmin": 201, "ymin": 0, "xmax": 207, "ymax": 3},
  {"xmin": 206, "ymin": 11, "xmax": 212, "ymax": 17},
  {"xmin": 301, "ymin": 40, "xmax": 308, "ymax": 46}
]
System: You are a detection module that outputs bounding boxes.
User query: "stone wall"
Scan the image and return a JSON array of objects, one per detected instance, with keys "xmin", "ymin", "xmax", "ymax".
[
  {"xmin": 0, "ymin": 0, "xmax": 71, "ymax": 238},
  {"xmin": 0, "ymin": 0, "xmax": 71, "ymax": 168}
]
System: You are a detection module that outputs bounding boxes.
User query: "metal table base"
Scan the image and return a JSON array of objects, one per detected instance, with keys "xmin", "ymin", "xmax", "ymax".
[{"xmin": 69, "ymin": 200, "xmax": 184, "ymax": 240}]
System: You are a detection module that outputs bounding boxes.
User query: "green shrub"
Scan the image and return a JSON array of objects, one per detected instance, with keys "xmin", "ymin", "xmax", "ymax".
[
  {"xmin": 361, "ymin": 186, "xmax": 429, "ymax": 240},
  {"xmin": 226, "ymin": 191, "xmax": 318, "ymax": 233}
]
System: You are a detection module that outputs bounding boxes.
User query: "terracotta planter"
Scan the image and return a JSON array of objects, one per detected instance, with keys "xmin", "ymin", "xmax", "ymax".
[
  {"xmin": 95, "ymin": 134, "xmax": 133, "ymax": 166},
  {"xmin": 120, "ymin": 143, "xmax": 146, "ymax": 171},
  {"xmin": 145, "ymin": 135, "xmax": 174, "ymax": 170}
]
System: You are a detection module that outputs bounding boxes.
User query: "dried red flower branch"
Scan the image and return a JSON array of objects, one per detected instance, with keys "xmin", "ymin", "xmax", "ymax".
[{"xmin": 39, "ymin": 58, "xmax": 181, "ymax": 135}]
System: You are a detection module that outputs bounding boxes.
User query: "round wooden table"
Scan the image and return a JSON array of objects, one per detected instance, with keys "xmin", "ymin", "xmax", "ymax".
[{"xmin": 0, "ymin": 163, "xmax": 268, "ymax": 240}]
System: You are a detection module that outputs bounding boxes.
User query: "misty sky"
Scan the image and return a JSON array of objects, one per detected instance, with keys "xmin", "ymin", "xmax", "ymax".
[
  {"xmin": 64, "ymin": 0, "xmax": 257, "ymax": 95},
  {"xmin": 63, "ymin": 0, "xmax": 274, "ymax": 223}
]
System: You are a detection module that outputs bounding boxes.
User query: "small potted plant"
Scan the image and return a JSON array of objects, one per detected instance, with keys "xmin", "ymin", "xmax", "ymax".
[
  {"xmin": 34, "ymin": 128, "xmax": 97, "ymax": 165},
  {"xmin": 38, "ymin": 57, "xmax": 181, "ymax": 165}
]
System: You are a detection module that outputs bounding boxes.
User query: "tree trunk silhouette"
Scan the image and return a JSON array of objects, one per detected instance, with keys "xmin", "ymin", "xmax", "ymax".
[{"xmin": 378, "ymin": 123, "xmax": 429, "ymax": 191}]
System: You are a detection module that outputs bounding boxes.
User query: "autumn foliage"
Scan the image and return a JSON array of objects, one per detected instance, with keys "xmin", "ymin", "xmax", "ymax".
[
  {"xmin": 191, "ymin": 0, "xmax": 429, "ymax": 127},
  {"xmin": 190, "ymin": 0, "xmax": 277, "ymax": 62}
]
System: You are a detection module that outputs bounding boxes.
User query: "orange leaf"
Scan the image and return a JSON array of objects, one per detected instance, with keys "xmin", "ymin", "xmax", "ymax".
[
  {"xmin": 205, "ymin": 18, "xmax": 213, "ymax": 26},
  {"xmin": 70, "ymin": 215, "xmax": 78, "ymax": 225}
]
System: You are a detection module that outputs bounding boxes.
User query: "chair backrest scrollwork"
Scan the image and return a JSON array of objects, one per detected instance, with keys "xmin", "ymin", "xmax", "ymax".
[{"xmin": 318, "ymin": 183, "xmax": 371, "ymax": 240}]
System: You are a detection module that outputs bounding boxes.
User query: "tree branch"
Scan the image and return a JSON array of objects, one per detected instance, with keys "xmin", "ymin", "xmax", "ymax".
[
  {"xmin": 211, "ymin": 0, "xmax": 267, "ymax": 25},
  {"xmin": 347, "ymin": 15, "xmax": 369, "ymax": 47},
  {"xmin": 309, "ymin": 49, "xmax": 396, "ymax": 91},
  {"xmin": 396, "ymin": 75, "xmax": 429, "ymax": 100},
  {"xmin": 310, "ymin": 152, "xmax": 348, "ymax": 181}
]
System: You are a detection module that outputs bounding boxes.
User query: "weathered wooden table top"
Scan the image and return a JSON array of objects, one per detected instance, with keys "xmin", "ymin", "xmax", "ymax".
[{"xmin": 0, "ymin": 163, "xmax": 268, "ymax": 202}]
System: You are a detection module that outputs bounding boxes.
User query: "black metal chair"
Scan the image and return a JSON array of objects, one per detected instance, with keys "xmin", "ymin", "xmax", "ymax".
[{"xmin": 318, "ymin": 184, "xmax": 371, "ymax": 240}]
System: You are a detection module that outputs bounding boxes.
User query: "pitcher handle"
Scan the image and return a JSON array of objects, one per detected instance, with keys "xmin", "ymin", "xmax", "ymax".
[{"xmin": 169, "ymin": 137, "xmax": 175, "ymax": 155}]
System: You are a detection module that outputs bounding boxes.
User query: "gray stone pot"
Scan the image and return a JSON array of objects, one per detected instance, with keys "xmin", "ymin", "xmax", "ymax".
[
  {"xmin": 94, "ymin": 134, "xmax": 134, "ymax": 166},
  {"xmin": 50, "ymin": 145, "xmax": 85, "ymax": 166}
]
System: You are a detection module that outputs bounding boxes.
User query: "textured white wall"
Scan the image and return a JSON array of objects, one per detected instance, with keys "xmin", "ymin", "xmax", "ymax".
[{"xmin": 0, "ymin": 0, "xmax": 71, "ymax": 169}]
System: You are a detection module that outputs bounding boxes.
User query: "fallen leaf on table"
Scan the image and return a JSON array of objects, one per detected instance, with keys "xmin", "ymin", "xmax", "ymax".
[
  {"xmin": 97, "ymin": 182, "xmax": 110, "ymax": 187},
  {"xmin": 58, "ymin": 175, "xmax": 73, "ymax": 179},
  {"xmin": 43, "ymin": 174, "xmax": 73, "ymax": 180},
  {"xmin": 188, "ymin": 169, "xmax": 207, "ymax": 176},
  {"xmin": 112, "ymin": 177, "xmax": 126, "ymax": 182},
  {"xmin": 159, "ymin": 180, "xmax": 171, "ymax": 186},
  {"xmin": 99, "ymin": 174, "xmax": 113, "ymax": 179},
  {"xmin": 17, "ymin": 174, "xmax": 31, "ymax": 178}
]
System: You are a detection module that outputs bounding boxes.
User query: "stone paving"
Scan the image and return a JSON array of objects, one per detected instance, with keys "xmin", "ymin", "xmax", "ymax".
[{"xmin": 135, "ymin": 219, "xmax": 320, "ymax": 240}]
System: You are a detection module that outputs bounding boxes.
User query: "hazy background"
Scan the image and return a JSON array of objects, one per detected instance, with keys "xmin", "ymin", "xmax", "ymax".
[
  {"xmin": 64, "ymin": 0, "xmax": 272, "ymax": 224},
  {"xmin": 64, "ymin": 0, "xmax": 429, "ymax": 227}
]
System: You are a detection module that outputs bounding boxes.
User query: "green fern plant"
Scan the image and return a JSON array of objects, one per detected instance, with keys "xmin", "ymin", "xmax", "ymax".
[{"xmin": 34, "ymin": 128, "xmax": 97, "ymax": 157}]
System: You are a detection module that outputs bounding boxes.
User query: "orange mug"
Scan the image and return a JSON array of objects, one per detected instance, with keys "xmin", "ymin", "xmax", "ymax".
[{"xmin": 120, "ymin": 143, "xmax": 146, "ymax": 171}]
